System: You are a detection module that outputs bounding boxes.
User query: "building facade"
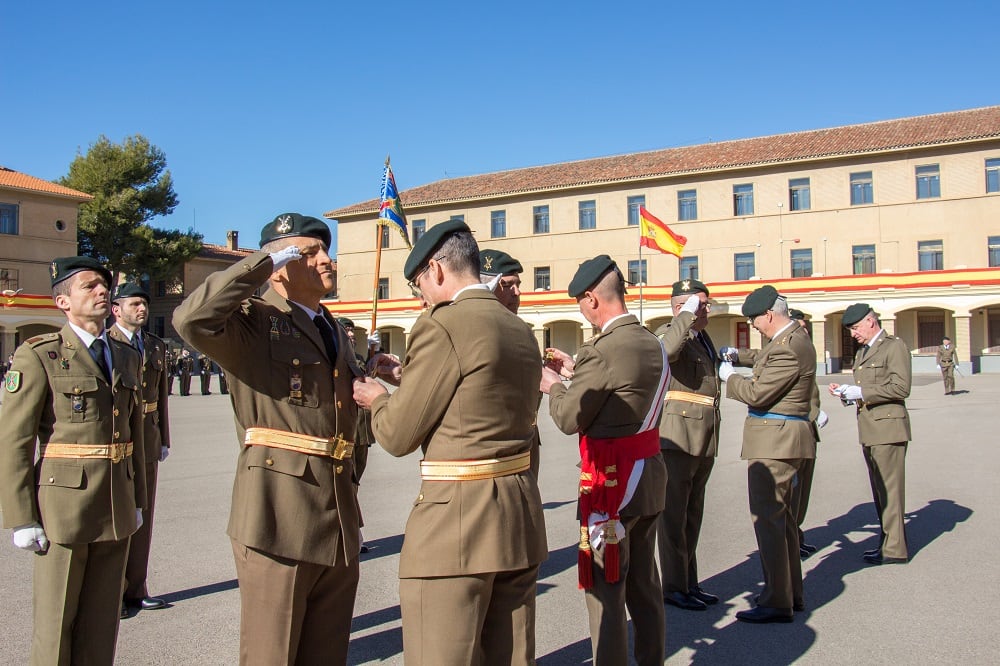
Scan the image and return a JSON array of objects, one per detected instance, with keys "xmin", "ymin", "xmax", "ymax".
[{"xmin": 326, "ymin": 107, "xmax": 1000, "ymax": 374}]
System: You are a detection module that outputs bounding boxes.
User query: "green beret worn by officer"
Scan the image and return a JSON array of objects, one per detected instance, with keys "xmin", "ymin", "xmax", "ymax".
[
  {"xmin": 567, "ymin": 254, "xmax": 625, "ymax": 298},
  {"xmin": 479, "ymin": 248, "xmax": 525, "ymax": 315},
  {"xmin": 403, "ymin": 218, "xmax": 470, "ymax": 281},
  {"xmin": 110, "ymin": 282, "xmax": 172, "ymax": 614},
  {"xmin": 789, "ymin": 308, "xmax": 805, "ymax": 321},
  {"xmin": 741, "ymin": 284, "xmax": 780, "ymax": 318},
  {"xmin": 479, "ymin": 249, "xmax": 523, "ymax": 277},
  {"xmin": 672, "ymin": 277, "xmax": 709, "ymax": 298},
  {"xmin": 0, "ymin": 255, "xmax": 146, "ymax": 664},
  {"xmin": 173, "ymin": 212, "xmax": 364, "ymax": 663}
]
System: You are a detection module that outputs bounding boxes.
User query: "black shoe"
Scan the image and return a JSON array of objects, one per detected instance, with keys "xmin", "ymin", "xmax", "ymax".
[
  {"xmin": 360, "ymin": 544, "xmax": 370, "ymax": 554},
  {"xmin": 736, "ymin": 606, "xmax": 793, "ymax": 624},
  {"xmin": 863, "ymin": 548, "xmax": 880, "ymax": 557},
  {"xmin": 800, "ymin": 546, "xmax": 812, "ymax": 559},
  {"xmin": 753, "ymin": 594, "xmax": 804, "ymax": 613},
  {"xmin": 688, "ymin": 586, "xmax": 719, "ymax": 606},
  {"xmin": 126, "ymin": 596, "xmax": 167, "ymax": 610},
  {"xmin": 863, "ymin": 553, "xmax": 908, "ymax": 565},
  {"xmin": 664, "ymin": 591, "xmax": 707, "ymax": 611},
  {"xmin": 120, "ymin": 604, "xmax": 129, "ymax": 620}
]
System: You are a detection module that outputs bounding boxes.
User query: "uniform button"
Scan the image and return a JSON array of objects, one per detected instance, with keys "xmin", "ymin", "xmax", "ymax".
[
  {"xmin": 48, "ymin": 477, "xmax": 55, "ymax": 484},
  {"xmin": 335, "ymin": 465, "xmax": 343, "ymax": 474},
  {"xmin": 417, "ymin": 494, "xmax": 424, "ymax": 501},
  {"xmin": 336, "ymin": 400, "xmax": 342, "ymax": 408},
  {"xmin": 142, "ymin": 381, "xmax": 147, "ymax": 387},
  {"xmin": 333, "ymin": 369, "xmax": 339, "ymax": 378},
  {"xmin": 73, "ymin": 388, "xmax": 82, "ymax": 395},
  {"xmin": 265, "ymin": 458, "xmax": 274, "ymax": 466},
  {"xmin": 113, "ymin": 409, "xmax": 120, "ymax": 416},
  {"xmin": 292, "ymin": 359, "xmax": 300, "ymax": 366},
  {"xmin": 682, "ymin": 410, "xmax": 687, "ymax": 415},
  {"xmin": 114, "ymin": 431, "xmax": 120, "ymax": 439}
]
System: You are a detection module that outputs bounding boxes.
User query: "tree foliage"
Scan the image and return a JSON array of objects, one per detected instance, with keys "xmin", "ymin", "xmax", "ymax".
[{"xmin": 58, "ymin": 134, "xmax": 201, "ymax": 284}]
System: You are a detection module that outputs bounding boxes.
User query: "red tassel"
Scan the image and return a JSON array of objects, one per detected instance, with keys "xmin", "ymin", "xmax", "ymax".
[
  {"xmin": 578, "ymin": 526, "xmax": 594, "ymax": 589},
  {"xmin": 603, "ymin": 519, "xmax": 620, "ymax": 584}
]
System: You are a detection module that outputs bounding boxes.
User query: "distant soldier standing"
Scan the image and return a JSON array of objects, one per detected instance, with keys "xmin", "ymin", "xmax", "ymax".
[
  {"xmin": 178, "ymin": 349, "xmax": 194, "ymax": 396},
  {"xmin": 166, "ymin": 349, "xmax": 177, "ymax": 395},
  {"xmin": 198, "ymin": 353, "xmax": 212, "ymax": 395},
  {"xmin": 935, "ymin": 336, "xmax": 956, "ymax": 395}
]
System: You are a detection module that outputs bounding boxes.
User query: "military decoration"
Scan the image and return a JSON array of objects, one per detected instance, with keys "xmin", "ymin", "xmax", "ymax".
[
  {"xmin": 71, "ymin": 394, "xmax": 85, "ymax": 413},
  {"xmin": 270, "ymin": 316, "xmax": 281, "ymax": 341},
  {"xmin": 289, "ymin": 372, "xmax": 303, "ymax": 399},
  {"xmin": 60, "ymin": 358, "xmax": 70, "ymax": 370},
  {"xmin": 48, "ymin": 351, "xmax": 58, "ymax": 359},
  {"xmin": 276, "ymin": 215, "xmax": 292, "ymax": 233},
  {"xmin": 279, "ymin": 319, "xmax": 292, "ymax": 337}
]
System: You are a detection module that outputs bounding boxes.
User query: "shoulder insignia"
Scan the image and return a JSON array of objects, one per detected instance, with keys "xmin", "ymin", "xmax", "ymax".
[
  {"xmin": 26, "ymin": 333, "xmax": 59, "ymax": 346},
  {"xmin": 4, "ymin": 370, "xmax": 21, "ymax": 393}
]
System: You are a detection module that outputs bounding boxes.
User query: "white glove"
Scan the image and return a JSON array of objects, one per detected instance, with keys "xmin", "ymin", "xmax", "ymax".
[
  {"xmin": 680, "ymin": 294, "xmax": 702, "ymax": 315},
  {"xmin": 136, "ymin": 509, "xmax": 144, "ymax": 529},
  {"xmin": 834, "ymin": 384, "xmax": 863, "ymax": 401},
  {"xmin": 817, "ymin": 410, "xmax": 829, "ymax": 429},
  {"xmin": 936, "ymin": 364, "xmax": 941, "ymax": 370},
  {"xmin": 269, "ymin": 245, "xmax": 302, "ymax": 271},
  {"xmin": 367, "ymin": 330, "xmax": 381, "ymax": 348},
  {"xmin": 718, "ymin": 361, "xmax": 735, "ymax": 382},
  {"xmin": 13, "ymin": 523, "xmax": 49, "ymax": 552},
  {"xmin": 159, "ymin": 447, "xmax": 170, "ymax": 462},
  {"xmin": 719, "ymin": 346, "xmax": 739, "ymax": 363}
]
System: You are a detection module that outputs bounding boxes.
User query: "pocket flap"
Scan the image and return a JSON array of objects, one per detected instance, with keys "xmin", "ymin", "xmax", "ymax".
[
  {"xmin": 246, "ymin": 447, "xmax": 308, "ymax": 477},
  {"xmin": 51, "ymin": 376, "xmax": 99, "ymax": 395},
  {"xmin": 38, "ymin": 462, "xmax": 85, "ymax": 489},
  {"xmin": 413, "ymin": 481, "xmax": 455, "ymax": 506}
]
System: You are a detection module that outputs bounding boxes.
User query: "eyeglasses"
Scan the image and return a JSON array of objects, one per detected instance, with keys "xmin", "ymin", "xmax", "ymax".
[
  {"xmin": 407, "ymin": 254, "xmax": 446, "ymax": 299},
  {"xmin": 746, "ymin": 310, "xmax": 770, "ymax": 326}
]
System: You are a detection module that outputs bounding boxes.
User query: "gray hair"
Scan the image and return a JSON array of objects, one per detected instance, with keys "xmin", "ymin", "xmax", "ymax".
[{"xmin": 771, "ymin": 295, "xmax": 789, "ymax": 317}]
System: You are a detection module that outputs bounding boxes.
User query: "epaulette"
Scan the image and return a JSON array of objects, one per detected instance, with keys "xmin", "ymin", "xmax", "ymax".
[
  {"xmin": 25, "ymin": 333, "xmax": 60, "ymax": 347},
  {"xmin": 428, "ymin": 300, "xmax": 454, "ymax": 315}
]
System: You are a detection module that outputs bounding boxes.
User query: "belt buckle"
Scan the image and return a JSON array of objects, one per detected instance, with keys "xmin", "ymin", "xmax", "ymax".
[
  {"xmin": 110, "ymin": 444, "xmax": 124, "ymax": 464},
  {"xmin": 331, "ymin": 437, "xmax": 354, "ymax": 460}
]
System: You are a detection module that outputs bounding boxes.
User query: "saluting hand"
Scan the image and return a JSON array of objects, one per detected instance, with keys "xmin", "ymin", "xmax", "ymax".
[{"xmin": 269, "ymin": 245, "xmax": 302, "ymax": 271}]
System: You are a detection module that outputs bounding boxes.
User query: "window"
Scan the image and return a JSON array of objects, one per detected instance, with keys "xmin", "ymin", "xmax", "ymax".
[
  {"xmin": 490, "ymin": 211, "xmax": 506, "ymax": 238},
  {"xmin": 733, "ymin": 184, "xmax": 754, "ymax": 216},
  {"xmin": 917, "ymin": 312, "xmax": 945, "ymax": 350},
  {"xmin": 449, "ymin": 214, "xmax": 465, "ymax": 222},
  {"xmin": 627, "ymin": 195, "xmax": 645, "ymax": 226},
  {"xmin": 734, "ymin": 252, "xmax": 755, "ymax": 281},
  {"xmin": 0, "ymin": 267, "xmax": 19, "ymax": 291},
  {"xmin": 852, "ymin": 244, "xmax": 876, "ymax": 274},
  {"xmin": 377, "ymin": 277, "xmax": 389, "ymax": 300},
  {"xmin": 679, "ymin": 256, "xmax": 699, "ymax": 280},
  {"xmin": 578, "ymin": 200, "xmax": 597, "ymax": 230},
  {"xmin": 534, "ymin": 267, "xmax": 551, "ymax": 291},
  {"xmin": 533, "ymin": 205, "xmax": 550, "ymax": 234},
  {"xmin": 155, "ymin": 280, "xmax": 167, "ymax": 298},
  {"xmin": 0, "ymin": 203, "xmax": 18, "ymax": 235},
  {"xmin": 153, "ymin": 316, "xmax": 165, "ymax": 338},
  {"xmin": 380, "ymin": 225, "xmax": 390, "ymax": 249},
  {"xmin": 790, "ymin": 249, "xmax": 813, "ymax": 277},
  {"xmin": 678, "ymin": 189, "xmax": 697, "ymax": 221},
  {"xmin": 789, "ymin": 178, "xmax": 811, "ymax": 211},
  {"xmin": 989, "ymin": 236, "xmax": 1000, "ymax": 267},
  {"xmin": 986, "ymin": 158, "xmax": 1000, "ymax": 193},
  {"xmin": 916, "ymin": 164, "xmax": 940, "ymax": 199},
  {"xmin": 412, "ymin": 219, "xmax": 426, "ymax": 244},
  {"xmin": 918, "ymin": 240, "xmax": 943, "ymax": 271},
  {"xmin": 627, "ymin": 260, "xmax": 647, "ymax": 285},
  {"xmin": 850, "ymin": 171, "xmax": 873, "ymax": 205}
]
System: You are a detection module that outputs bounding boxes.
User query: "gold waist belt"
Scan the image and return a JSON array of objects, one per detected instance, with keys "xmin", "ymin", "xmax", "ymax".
[
  {"xmin": 142, "ymin": 401, "xmax": 158, "ymax": 414},
  {"xmin": 666, "ymin": 390, "xmax": 717, "ymax": 407},
  {"xmin": 41, "ymin": 442, "xmax": 134, "ymax": 463},
  {"xmin": 244, "ymin": 427, "xmax": 354, "ymax": 460},
  {"xmin": 420, "ymin": 451, "xmax": 531, "ymax": 481}
]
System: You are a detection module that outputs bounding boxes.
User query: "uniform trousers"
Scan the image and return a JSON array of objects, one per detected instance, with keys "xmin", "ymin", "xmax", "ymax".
[
  {"xmin": 941, "ymin": 365, "xmax": 955, "ymax": 393},
  {"xmin": 200, "ymin": 373, "xmax": 211, "ymax": 395},
  {"xmin": 863, "ymin": 443, "xmax": 909, "ymax": 559},
  {"xmin": 792, "ymin": 458, "xmax": 816, "ymax": 546},
  {"xmin": 31, "ymin": 537, "xmax": 130, "ymax": 666},
  {"xmin": 124, "ymin": 459, "xmax": 158, "ymax": 600},
  {"xmin": 231, "ymin": 540, "xmax": 359, "ymax": 666},
  {"xmin": 179, "ymin": 373, "xmax": 191, "ymax": 396},
  {"xmin": 586, "ymin": 514, "xmax": 664, "ymax": 666},
  {"xmin": 399, "ymin": 564, "xmax": 539, "ymax": 666},
  {"xmin": 747, "ymin": 458, "xmax": 805, "ymax": 610},
  {"xmin": 657, "ymin": 450, "xmax": 714, "ymax": 594}
]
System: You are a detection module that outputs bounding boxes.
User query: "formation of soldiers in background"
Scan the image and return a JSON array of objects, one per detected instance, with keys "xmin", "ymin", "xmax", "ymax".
[{"xmin": 164, "ymin": 348, "xmax": 227, "ymax": 396}]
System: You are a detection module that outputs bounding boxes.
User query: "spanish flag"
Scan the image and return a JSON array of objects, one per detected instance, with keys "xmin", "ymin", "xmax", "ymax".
[{"xmin": 638, "ymin": 206, "xmax": 686, "ymax": 258}]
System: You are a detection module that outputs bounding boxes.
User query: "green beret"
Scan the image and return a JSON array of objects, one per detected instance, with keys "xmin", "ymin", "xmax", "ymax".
[
  {"xmin": 336, "ymin": 317, "xmax": 355, "ymax": 329},
  {"xmin": 479, "ymin": 249, "xmax": 523, "ymax": 276},
  {"xmin": 788, "ymin": 308, "xmax": 806, "ymax": 321},
  {"xmin": 259, "ymin": 213, "xmax": 331, "ymax": 249},
  {"xmin": 50, "ymin": 256, "xmax": 111, "ymax": 287},
  {"xmin": 741, "ymin": 285, "xmax": 779, "ymax": 318},
  {"xmin": 671, "ymin": 278, "xmax": 709, "ymax": 298},
  {"xmin": 842, "ymin": 303, "xmax": 872, "ymax": 327},
  {"xmin": 113, "ymin": 283, "xmax": 150, "ymax": 303},
  {"xmin": 403, "ymin": 219, "xmax": 470, "ymax": 281},
  {"xmin": 568, "ymin": 255, "xmax": 619, "ymax": 298}
]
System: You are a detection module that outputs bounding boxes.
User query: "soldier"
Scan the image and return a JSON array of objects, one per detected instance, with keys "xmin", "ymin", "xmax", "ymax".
[
  {"xmin": 337, "ymin": 317, "xmax": 374, "ymax": 555},
  {"xmin": 177, "ymin": 348, "xmax": 194, "ymax": 396},
  {"xmin": 354, "ymin": 220, "xmax": 547, "ymax": 666},
  {"xmin": 479, "ymin": 247, "xmax": 523, "ymax": 314},
  {"xmin": 654, "ymin": 278, "xmax": 721, "ymax": 612},
  {"xmin": 0, "ymin": 256, "xmax": 146, "ymax": 664},
  {"xmin": 198, "ymin": 353, "xmax": 212, "ymax": 395},
  {"xmin": 540, "ymin": 255, "xmax": 668, "ymax": 666},
  {"xmin": 165, "ymin": 348, "xmax": 177, "ymax": 395},
  {"xmin": 173, "ymin": 213, "xmax": 363, "ymax": 664},
  {"xmin": 719, "ymin": 285, "xmax": 816, "ymax": 624},
  {"xmin": 936, "ymin": 336, "xmax": 956, "ymax": 395},
  {"xmin": 830, "ymin": 303, "xmax": 912, "ymax": 565},
  {"xmin": 110, "ymin": 283, "xmax": 170, "ymax": 616},
  {"xmin": 216, "ymin": 359, "xmax": 229, "ymax": 395}
]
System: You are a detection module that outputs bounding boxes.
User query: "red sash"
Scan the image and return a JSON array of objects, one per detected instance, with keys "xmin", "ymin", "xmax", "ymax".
[{"xmin": 577, "ymin": 428, "xmax": 660, "ymax": 588}]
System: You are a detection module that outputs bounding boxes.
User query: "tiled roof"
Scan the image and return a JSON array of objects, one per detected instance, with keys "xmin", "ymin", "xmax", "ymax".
[
  {"xmin": 0, "ymin": 166, "xmax": 93, "ymax": 201},
  {"xmin": 198, "ymin": 243, "xmax": 255, "ymax": 261},
  {"xmin": 327, "ymin": 105, "xmax": 1000, "ymax": 217}
]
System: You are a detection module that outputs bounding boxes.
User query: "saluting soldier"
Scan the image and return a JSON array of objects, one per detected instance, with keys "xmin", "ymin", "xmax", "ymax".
[
  {"xmin": 830, "ymin": 303, "xmax": 912, "ymax": 565},
  {"xmin": 936, "ymin": 336, "xmax": 957, "ymax": 395},
  {"xmin": 654, "ymin": 278, "xmax": 722, "ymax": 612},
  {"xmin": 354, "ymin": 220, "xmax": 547, "ymax": 666},
  {"xmin": 541, "ymin": 255, "xmax": 668, "ymax": 666},
  {"xmin": 110, "ymin": 283, "xmax": 170, "ymax": 616},
  {"xmin": 177, "ymin": 348, "xmax": 194, "ymax": 396},
  {"xmin": 719, "ymin": 286, "xmax": 816, "ymax": 624},
  {"xmin": 0, "ymin": 256, "xmax": 146, "ymax": 665},
  {"xmin": 173, "ymin": 213, "xmax": 364, "ymax": 665}
]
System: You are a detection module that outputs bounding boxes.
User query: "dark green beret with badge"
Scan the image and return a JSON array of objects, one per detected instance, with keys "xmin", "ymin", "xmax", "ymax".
[
  {"xmin": 741, "ymin": 284, "xmax": 780, "ymax": 318},
  {"xmin": 337, "ymin": 317, "xmax": 355, "ymax": 330},
  {"xmin": 479, "ymin": 249, "xmax": 523, "ymax": 276},
  {"xmin": 672, "ymin": 278, "xmax": 709, "ymax": 298},
  {"xmin": 113, "ymin": 283, "xmax": 151, "ymax": 303},
  {"xmin": 50, "ymin": 256, "xmax": 112, "ymax": 287},
  {"xmin": 403, "ymin": 219, "xmax": 471, "ymax": 281},
  {"xmin": 568, "ymin": 254, "xmax": 623, "ymax": 298},
  {"xmin": 842, "ymin": 303, "xmax": 873, "ymax": 327},
  {"xmin": 789, "ymin": 308, "xmax": 806, "ymax": 321},
  {"xmin": 259, "ymin": 213, "xmax": 332, "ymax": 250}
]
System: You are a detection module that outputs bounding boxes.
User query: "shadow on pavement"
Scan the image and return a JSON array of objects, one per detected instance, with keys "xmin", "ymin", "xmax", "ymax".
[{"xmin": 161, "ymin": 578, "xmax": 238, "ymax": 604}]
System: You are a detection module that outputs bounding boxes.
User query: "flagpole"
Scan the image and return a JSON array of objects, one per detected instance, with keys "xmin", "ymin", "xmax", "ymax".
[
  {"xmin": 369, "ymin": 156, "xmax": 389, "ymax": 357},
  {"xmin": 638, "ymin": 224, "xmax": 644, "ymax": 325}
]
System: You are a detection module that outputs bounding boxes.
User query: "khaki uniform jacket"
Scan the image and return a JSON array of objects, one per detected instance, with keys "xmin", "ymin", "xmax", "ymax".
[
  {"xmin": 853, "ymin": 333, "xmax": 912, "ymax": 446},
  {"xmin": 548, "ymin": 315, "xmax": 667, "ymax": 518},
  {"xmin": 108, "ymin": 326, "xmax": 170, "ymax": 461},
  {"xmin": 655, "ymin": 312, "xmax": 720, "ymax": 457},
  {"xmin": 935, "ymin": 345, "xmax": 956, "ymax": 367},
  {"xmin": 369, "ymin": 288, "xmax": 547, "ymax": 578},
  {"xmin": 0, "ymin": 325, "xmax": 146, "ymax": 543},
  {"xmin": 172, "ymin": 251, "xmax": 364, "ymax": 565},
  {"xmin": 727, "ymin": 324, "xmax": 817, "ymax": 460}
]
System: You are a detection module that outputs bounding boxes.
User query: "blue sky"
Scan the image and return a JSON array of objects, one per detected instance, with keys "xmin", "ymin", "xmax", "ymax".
[{"xmin": 4, "ymin": 1, "xmax": 997, "ymax": 256}]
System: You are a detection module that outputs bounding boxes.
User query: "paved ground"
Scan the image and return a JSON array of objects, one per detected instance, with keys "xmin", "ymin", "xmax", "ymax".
[{"xmin": 1, "ymin": 371, "xmax": 998, "ymax": 664}]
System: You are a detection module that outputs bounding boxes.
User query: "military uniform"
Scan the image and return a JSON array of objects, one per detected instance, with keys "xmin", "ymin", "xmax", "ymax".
[
  {"xmin": 0, "ymin": 323, "xmax": 146, "ymax": 665},
  {"xmin": 109, "ymin": 321, "xmax": 170, "ymax": 605},
  {"xmin": 198, "ymin": 354, "xmax": 212, "ymax": 395},
  {"xmin": 165, "ymin": 350, "xmax": 177, "ymax": 395},
  {"xmin": 178, "ymin": 352, "xmax": 194, "ymax": 395},
  {"xmin": 935, "ymin": 342, "xmax": 956, "ymax": 394},
  {"xmin": 173, "ymin": 248, "xmax": 363, "ymax": 665}
]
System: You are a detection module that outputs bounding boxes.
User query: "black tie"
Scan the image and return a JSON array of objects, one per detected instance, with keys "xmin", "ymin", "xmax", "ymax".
[
  {"xmin": 132, "ymin": 331, "xmax": 144, "ymax": 357},
  {"xmin": 313, "ymin": 314, "xmax": 338, "ymax": 363},
  {"xmin": 90, "ymin": 339, "xmax": 111, "ymax": 383}
]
